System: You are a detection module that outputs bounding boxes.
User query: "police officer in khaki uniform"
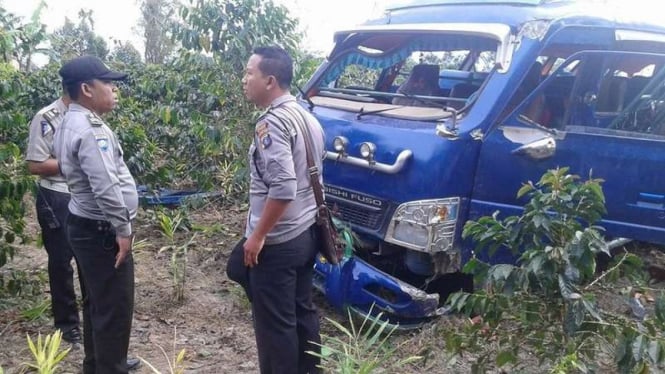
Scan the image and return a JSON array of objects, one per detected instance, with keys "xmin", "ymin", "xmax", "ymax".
[
  {"xmin": 25, "ymin": 94, "xmax": 83, "ymax": 344},
  {"xmin": 240, "ymin": 45, "xmax": 324, "ymax": 374},
  {"xmin": 53, "ymin": 55, "xmax": 139, "ymax": 374}
]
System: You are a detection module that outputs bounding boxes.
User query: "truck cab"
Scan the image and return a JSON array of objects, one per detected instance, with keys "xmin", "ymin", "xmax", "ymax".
[{"xmin": 301, "ymin": 0, "xmax": 665, "ymax": 326}]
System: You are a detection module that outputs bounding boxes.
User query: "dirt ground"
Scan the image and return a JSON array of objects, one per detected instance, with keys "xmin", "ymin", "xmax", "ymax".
[
  {"xmin": 0, "ymin": 201, "xmax": 262, "ymax": 374},
  {"xmin": 1, "ymin": 199, "xmax": 664, "ymax": 373}
]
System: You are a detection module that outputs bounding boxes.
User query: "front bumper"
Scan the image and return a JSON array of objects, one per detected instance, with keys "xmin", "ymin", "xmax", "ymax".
[{"xmin": 313, "ymin": 254, "xmax": 448, "ymax": 329}]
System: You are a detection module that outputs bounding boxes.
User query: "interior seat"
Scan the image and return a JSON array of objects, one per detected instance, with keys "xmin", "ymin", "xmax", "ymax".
[
  {"xmin": 392, "ymin": 64, "xmax": 441, "ymax": 107},
  {"xmin": 596, "ymin": 75, "xmax": 628, "ymax": 113}
]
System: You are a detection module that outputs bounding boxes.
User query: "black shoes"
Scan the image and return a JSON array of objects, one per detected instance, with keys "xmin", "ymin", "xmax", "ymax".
[
  {"xmin": 61, "ymin": 327, "xmax": 82, "ymax": 344},
  {"xmin": 126, "ymin": 357, "xmax": 141, "ymax": 371},
  {"xmin": 60, "ymin": 328, "xmax": 140, "ymax": 371}
]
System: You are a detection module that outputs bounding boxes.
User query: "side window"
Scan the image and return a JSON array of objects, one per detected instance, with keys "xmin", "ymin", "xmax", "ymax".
[
  {"xmin": 600, "ymin": 54, "xmax": 665, "ymax": 135},
  {"xmin": 519, "ymin": 59, "xmax": 580, "ymax": 129},
  {"xmin": 513, "ymin": 51, "xmax": 665, "ymax": 137},
  {"xmin": 503, "ymin": 61, "xmax": 544, "ymax": 120},
  {"xmin": 611, "ymin": 65, "xmax": 665, "ymax": 136},
  {"xmin": 595, "ymin": 56, "xmax": 656, "ymax": 115}
]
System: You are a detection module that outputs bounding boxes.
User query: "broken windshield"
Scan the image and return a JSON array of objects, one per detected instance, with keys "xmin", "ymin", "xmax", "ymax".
[{"xmin": 311, "ymin": 29, "xmax": 501, "ymax": 120}]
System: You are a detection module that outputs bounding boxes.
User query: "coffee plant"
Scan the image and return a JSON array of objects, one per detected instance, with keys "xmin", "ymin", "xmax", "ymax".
[
  {"xmin": 0, "ymin": 63, "xmax": 34, "ymax": 274},
  {"xmin": 0, "ymin": 0, "xmax": 317, "ymax": 293},
  {"xmin": 444, "ymin": 168, "xmax": 665, "ymax": 373}
]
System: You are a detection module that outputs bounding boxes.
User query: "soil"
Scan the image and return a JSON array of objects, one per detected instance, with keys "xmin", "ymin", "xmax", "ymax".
[{"xmin": 1, "ymin": 200, "xmax": 664, "ymax": 374}]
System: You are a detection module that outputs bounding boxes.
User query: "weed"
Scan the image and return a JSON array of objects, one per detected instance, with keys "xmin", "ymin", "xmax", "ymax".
[
  {"xmin": 21, "ymin": 299, "xmax": 50, "ymax": 322},
  {"xmin": 309, "ymin": 305, "xmax": 422, "ymax": 373},
  {"xmin": 140, "ymin": 327, "xmax": 187, "ymax": 374},
  {"xmin": 23, "ymin": 330, "xmax": 70, "ymax": 374},
  {"xmin": 155, "ymin": 207, "xmax": 196, "ymax": 302}
]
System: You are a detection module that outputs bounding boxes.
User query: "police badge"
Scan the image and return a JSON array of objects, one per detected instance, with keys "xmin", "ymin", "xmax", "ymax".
[
  {"xmin": 256, "ymin": 121, "xmax": 272, "ymax": 149},
  {"xmin": 96, "ymin": 137, "xmax": 109, "ymax": 152},
  {"xmin": 41, "ymin": 121, "xmax": 51, "ymax": 136}
]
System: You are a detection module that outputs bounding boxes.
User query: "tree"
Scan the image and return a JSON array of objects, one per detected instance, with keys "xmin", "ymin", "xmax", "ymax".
[
  {"xmin": 0, "ymin": 3, "xmax": 48, "ymax": 71},
  {"xmin": 50, "ymin": 9, "xmax": 109, "ymax": 61},
  {"xmin": 138, "ymin": 0, "xmax": 176, "ymax": 64},
  {"xmin": 171, "ymin": 0, "xmax": 301, "ymax": 70},
  {"xmin": 109, "ymin": 40, "xmax": 143, "ymax": 65}
]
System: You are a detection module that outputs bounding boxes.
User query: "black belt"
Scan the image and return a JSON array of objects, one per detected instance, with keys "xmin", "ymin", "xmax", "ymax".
[{"xmin": 67, "ymin": 214, "xmax": 113, "ymax": 232}]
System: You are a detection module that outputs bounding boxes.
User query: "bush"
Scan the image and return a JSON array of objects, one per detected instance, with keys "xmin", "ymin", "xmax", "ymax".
[{"xmin": 445, "ymin": 168, "xmax": 665, "ymax": 373}]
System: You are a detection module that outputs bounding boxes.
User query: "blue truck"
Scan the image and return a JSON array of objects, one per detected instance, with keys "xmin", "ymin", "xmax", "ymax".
[{"xmin": 299, "ymin": 0, "xmax": 665, "ymax": 326}]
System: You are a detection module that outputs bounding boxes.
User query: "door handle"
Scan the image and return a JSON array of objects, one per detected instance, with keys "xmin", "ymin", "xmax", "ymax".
[{"xmin": 511, "ymin": 136, "xmax": 556, "ymax": 160}]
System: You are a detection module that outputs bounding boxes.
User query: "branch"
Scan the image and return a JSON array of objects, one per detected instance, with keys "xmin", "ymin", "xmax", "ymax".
[{"xmin": 584, "ymin": 250, "xmax": 628, "ymax": 290}]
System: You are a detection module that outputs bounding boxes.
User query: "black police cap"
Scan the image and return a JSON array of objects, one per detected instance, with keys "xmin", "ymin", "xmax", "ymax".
[{"xmin": 59, "ymin": 55, "xmax": 127, "ymax": 84}]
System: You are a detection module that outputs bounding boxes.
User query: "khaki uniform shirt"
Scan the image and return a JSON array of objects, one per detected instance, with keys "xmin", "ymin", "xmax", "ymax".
[
  {"xmin": 53, "ymin": 103, "xmax": 138, "ymax": 237},
  {"xmin": 246, "ymin": 95, "xmax": 326, "ymax": 245},
  {"xmin": 25, "ymin": 98, "xmax": 69, "ymax": 193}
]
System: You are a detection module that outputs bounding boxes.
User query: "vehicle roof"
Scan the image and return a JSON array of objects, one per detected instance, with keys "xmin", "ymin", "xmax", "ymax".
[{"xmin": 364, "ymin": 0, "xmax": 665, "ymax": 35}]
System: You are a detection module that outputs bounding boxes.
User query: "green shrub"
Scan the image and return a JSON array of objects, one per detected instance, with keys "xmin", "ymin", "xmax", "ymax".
[{"xmin": 445, "ymin": 168, "xmax": 665, "ymax": 373}]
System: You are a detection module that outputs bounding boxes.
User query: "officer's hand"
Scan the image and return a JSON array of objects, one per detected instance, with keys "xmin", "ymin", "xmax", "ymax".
[
  {"xmin": 115, "ymin": 234, "xmax": 133, "ymax": 268},
  {"xmin": 243, "ymin": 234, "xmax": 265, "ymax": 267}
]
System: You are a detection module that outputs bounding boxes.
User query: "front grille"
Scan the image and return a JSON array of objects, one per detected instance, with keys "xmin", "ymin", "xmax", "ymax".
[{"xmin": 327, "ymin": 201, "xmax": 384, "ymax": 230}]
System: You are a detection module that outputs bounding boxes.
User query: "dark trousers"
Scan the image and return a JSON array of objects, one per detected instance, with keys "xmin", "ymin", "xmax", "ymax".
[
  {"xmin": 66, "ymin": 214, "xmax": 134, "ymax": 374},
  {"xmin": 35, "ymin": 186, "xmax": 80, "ymax": 333},
  {"xmin": 249, "ymin": 226, "xmax": 321, "ymax": 374}
]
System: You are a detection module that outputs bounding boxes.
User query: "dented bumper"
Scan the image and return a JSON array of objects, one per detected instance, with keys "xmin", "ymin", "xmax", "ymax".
[{"xmin": 313, "ymin": 255, "xmax": 448, "ymax": 328}]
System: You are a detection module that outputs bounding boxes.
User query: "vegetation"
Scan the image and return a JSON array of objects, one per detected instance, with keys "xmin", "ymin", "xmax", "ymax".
[
  {"xmin": 49, "ymin": 10, "xmax": 109, "ymax": 61},
  {"xmin": 310, "ymin": 305, "xmax": 423, "ymax": 373},
  {"xmin": 445, "ymin": 168, "xmax": 665, "ymax": 373},
  {"xmin": 155, "ymin": 207, "xmax": 196, "ymax": 302},
  {"xmin": 140, "ymin": 328, "xmax": 187, "ymax": 374},
  {"xmin": 23, "ymin": 330, "xmax": 70, "ymax": 374}
]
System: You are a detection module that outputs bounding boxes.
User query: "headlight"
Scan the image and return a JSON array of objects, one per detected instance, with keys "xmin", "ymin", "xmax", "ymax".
[
  {"xmin": 333, "ymin": 136, "xmax": 348, "ymax": 153},
  {"xmin": 385, "ymin": 198, "xmax": 459, "ymax": 253},
  {"xmin": 359, "ymin": 142, "xmax": 376, "ymax": 159}
]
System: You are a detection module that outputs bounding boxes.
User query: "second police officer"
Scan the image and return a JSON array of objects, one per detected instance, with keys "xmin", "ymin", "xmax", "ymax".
[
  {"xmin": 25, "ymin": 91, "xmax": 83, "ymax": 344},
  {"xmin": 53, "ymin": 55, "xmax": 139, "ymax": 374}
]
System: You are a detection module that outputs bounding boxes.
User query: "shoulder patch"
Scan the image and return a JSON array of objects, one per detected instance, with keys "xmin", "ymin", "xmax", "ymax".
[
  {"xmin": 95, "ymin": 135, "xmax": 110, "ymax": 152},
  {"xmin": 40, "ymin": 121, "xmax": 52, "ymax": 136},
  {"xmin": 87, "ymin": 113, "xmax": 105, "ymax": 127},
  {"xmin": 256, "ymin": 121, "xmax": 272, "ymax": 149}
]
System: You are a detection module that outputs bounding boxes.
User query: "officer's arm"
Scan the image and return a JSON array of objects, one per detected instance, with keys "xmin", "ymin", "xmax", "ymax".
[
  {"xmin": 25, "ymin": 112, "xmax": 59, "ymax": 176},
  {"xmin": 27, "ymin": 159, "xmax": 60, "ymax": 176},
  {"xmin": 77, "ymin": 130, "xmax": 133, "ymax": 237},
  {"xmin": 253, "ymin": 119, "xmax": 297, "ymax": 236}
]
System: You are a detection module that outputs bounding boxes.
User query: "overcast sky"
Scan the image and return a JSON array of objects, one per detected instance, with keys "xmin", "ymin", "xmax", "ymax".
[{"xmin": 4, "ymin": 0, "xmax": 386, "ymax": 56}]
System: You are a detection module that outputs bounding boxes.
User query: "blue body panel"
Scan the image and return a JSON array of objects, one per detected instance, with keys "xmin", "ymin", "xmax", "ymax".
[{"xmin": 315, "ymin": 106, "xmax": 480, "ymax": 234}]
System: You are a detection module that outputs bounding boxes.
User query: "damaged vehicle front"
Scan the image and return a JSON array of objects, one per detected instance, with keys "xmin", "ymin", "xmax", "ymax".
[
  {"xmin": 303, "ymin": 11, "xmax": 512, "ymax": 328},
  {"xmin": 301, "ymin": 0, "xmax": 665, "ymax": 327}
]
